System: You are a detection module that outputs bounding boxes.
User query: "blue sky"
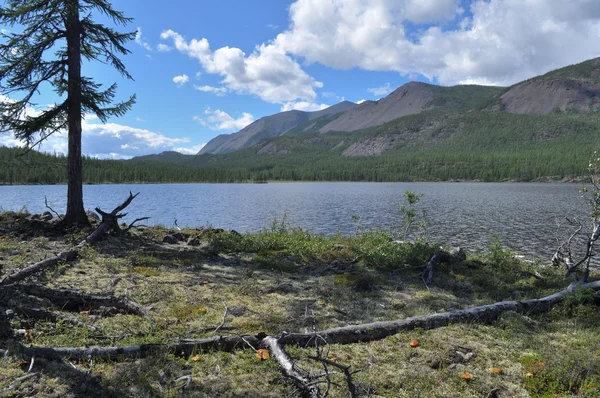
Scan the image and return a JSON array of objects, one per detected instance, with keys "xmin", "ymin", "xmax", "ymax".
[{"xmin": 2, "ymin": 0, "xmax": 600, "ymax": 158}]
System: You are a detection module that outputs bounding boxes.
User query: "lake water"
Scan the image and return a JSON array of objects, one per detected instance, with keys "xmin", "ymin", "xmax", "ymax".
[{"xmin": 0, "ymin": 182, "xmax": 592, "ymax": 261}]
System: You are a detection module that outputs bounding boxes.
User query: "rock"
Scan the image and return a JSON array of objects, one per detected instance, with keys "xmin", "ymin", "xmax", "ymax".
[
  {"xmin": 187, "ymin": 237, "xmax": 201, "ymax": 246},
  {"xmin": 86, "ymin": 210, "xmax": 101, "ymax": 221},
  {"xmin": 449, "ymin": 247, "xmax": 467, "ymax": 263},
  {"xmin": 333, "ymin": 244, "xmax": 346, "ymax": 250},
  {"xmin": 162, "ymin": 235, "xmax": 179, "ymax": 244},
  {"xmin": 26, "ymin": 214, "xmax": 40, "ymax": 221},
  {"xmin": 230, "ymin": 230, "xmax": 241, "ymax": 236},
  {"xmin": 273, "ymin": 283, "xmax": 299, "ymax": 295},
  {"xmin": 228, "ymin": 306, "xmax": 247, "ymax": 317},
  {"xmin": 351, "ymin": 279, "xmax": 375, "ymax": 292},
  {"xmin": 172, "ymin": 232, "xmax": 189, "ymax": 241},
  {"xmin": 41, "ymin": 211, "xmax": 53, "ymax": 221},
  {"xmin": 5, "ymin": 309, "xmax": 14, "ymax": 317}
]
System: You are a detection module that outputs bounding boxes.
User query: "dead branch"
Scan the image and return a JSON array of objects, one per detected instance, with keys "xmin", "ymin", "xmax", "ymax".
[
  {"xmin": 263, "ymin": 335, "xmax": 321, "ymax": 398},
  {"xmin": 307, "ymin": 355, "xmax": 360, "ymax": 398},
  {"xmin": 15, "ymin": 307, "xmax": 98, "ymax": 331},
  {"xmin": 213, "ymin": 299, "xmax": 229, "ymax": 336},
  {"xmin": 89, "ymin": 191, "xmax": 141, "ymax": 241},
  {"xmin": 0, "ymin": 250, "xmax": 77, "ymax": 286},
  {"xmin": 8, "ymin": 280, "xmax": 600, "ymax": 362},
  {"xmin": 44, "ymin": 196, "xmax": 63, "ymax": 221},
  {"xmin": 14, "ymin": 284, "xmax": 149, "ymax": 317}
]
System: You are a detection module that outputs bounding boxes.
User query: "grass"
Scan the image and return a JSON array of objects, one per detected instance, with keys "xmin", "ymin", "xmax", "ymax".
[{"xmin": 1, "ymin": 211, "xmax": 599, "ymax": 397}]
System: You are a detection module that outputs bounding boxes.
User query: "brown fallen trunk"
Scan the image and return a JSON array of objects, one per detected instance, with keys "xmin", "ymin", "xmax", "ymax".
[
  {"xmin": 14, "ymin": 284, "xmax": 149, "ymax": 318},
  {"xmin": 6, "ymin": 280, "xmax": 599, "ymax": 361},
  {"xmin": 0, "ymin": 251, "xmax": 77, "ymax": 287}
]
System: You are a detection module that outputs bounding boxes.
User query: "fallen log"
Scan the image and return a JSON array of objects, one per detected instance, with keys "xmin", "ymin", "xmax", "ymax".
[
  {"xmin": 5, "ymin": 280, "xmax": 599, "ymax": 361},
  {"xmin": 14, "ymin": 284, "xmax": 149, "ymax": 318},
  {"xmin": 0, "ymin": 193, "xmax": 145, "ymax": 287},
  {"xmin": 0, "ymin": 251, "xmax": 77, "ymax": 287}
]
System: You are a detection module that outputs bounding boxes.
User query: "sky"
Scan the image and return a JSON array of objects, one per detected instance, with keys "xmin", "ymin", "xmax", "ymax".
[{"xmin": 1, "ymin": 0, "xmax": 600, "ymax": 159}]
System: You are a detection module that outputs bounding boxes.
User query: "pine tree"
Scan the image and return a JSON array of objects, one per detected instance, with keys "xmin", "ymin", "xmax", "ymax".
[{"xmin": 0, "ymin": 0, "xmax": 136, "ymax": 226}]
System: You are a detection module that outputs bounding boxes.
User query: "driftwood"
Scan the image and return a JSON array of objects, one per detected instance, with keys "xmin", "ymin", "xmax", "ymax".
[
  {"xmin": 6, "ymin": 280, "xmax": 599, "ymax": 361},
  {"xmin": 86, "ymin": 191, "xmax": 149, "ymax": 244},
  {"xmin": 14, "ymin": 284, "xmax": 149, "ymax": 317}
]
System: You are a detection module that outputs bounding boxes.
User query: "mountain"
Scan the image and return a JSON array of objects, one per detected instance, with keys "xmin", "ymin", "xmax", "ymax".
[
  {"xmin": 500, "ymin": 58, "xmax": 600, "ymax": 114},
  {"xmin": 198, "ymin": 101, "xmax": 357, "ymax": 154},
  {"xmin": 112, "ymin": 57, "xmax": 600, "ymax": 184},
  {"xmin": 319, "ymin": 82, "xmax": 504, "ymax": 133}
]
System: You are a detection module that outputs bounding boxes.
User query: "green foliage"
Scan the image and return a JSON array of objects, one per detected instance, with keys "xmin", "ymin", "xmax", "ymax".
[
  {"xmin": 486, "ymin": 236, "xmax": 520, "ymax": 271},
  {"xmin": 399, "ymin": 190, "xmax": 425, "ymax": 240},
  {"xmin": 0, "ymin": 0, "xmax": 136, "ymax": 145}
]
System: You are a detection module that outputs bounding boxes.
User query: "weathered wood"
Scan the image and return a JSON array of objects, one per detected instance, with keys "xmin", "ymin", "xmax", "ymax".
[
  {"xmin": 9, "ymin": 280, "xmax": 600, "ymax": 361},
  {"xmin": 15, "ymin": 284, "xmax": 149, "ymax": 318},
  {"xmin": 263, "ymin": 336, "xmax": 321, "ymax": 398},
  {"xmin": 15, "ymin": 307, "xmax": 98, "ymax": 331},
  {"xmin": 0, "ymin": 251, "xmax": 77, "ymax": 287}
]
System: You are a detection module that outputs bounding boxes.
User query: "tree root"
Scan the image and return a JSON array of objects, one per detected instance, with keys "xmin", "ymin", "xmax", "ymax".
[
  {"xmin": 14, "ymin": 284, "xmax": 149, "ymax": 317},
  {"xmin": 4, "ymin": 280, "xmax": 598, "ymax": 361}
]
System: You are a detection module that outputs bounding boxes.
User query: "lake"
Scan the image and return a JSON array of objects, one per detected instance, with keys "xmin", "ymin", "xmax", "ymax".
[{"xmin": 0, "ymin": 182, "xmax": 592, "ymax": 261}]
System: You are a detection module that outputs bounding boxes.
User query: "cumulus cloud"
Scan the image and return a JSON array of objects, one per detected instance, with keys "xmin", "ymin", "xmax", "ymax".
[
  {"xmin": 1, "ymin": 119, "xmax": 203, "ymax": 159},
  {"xmin": 172, "ymin": 74, "xmax": 190, "ymax": 87},
  {"xmin": 194, "ymin": 108, "xmax": 255, "ymax": 131},
  {"xmin": 367, "ymin": 82, "xmax": 393, "ymax": 96},
  {"xmin": 174, "ymin": 143, "xmax": 206, "ymax": 155},
  {"xmin": 135, "ymin": 27, "xmax": 153, "ymax": 51},
  {"xmin": 156, "ymin": 43, "xmax": 172, "ymax": 52},
  {"xmin": 274, "ymin": 0, "xmax": 600, "ymax": 86},
  {"xmin": 160, "ymin": 29, "xmax": 322, "ymax": 103},
  {"xmin": 194, "ymin": 85, "xmax": 227, "ymax": 96},
  {"xmin": 280, "ymin": 101, "xmax": 329, "ymax": 112}
]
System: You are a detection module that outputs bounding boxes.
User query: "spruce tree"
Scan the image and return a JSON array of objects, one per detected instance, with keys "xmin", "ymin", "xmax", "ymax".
[{"xmin": 0, "ymin": 0, "xmax": 136, "ymax": 226}]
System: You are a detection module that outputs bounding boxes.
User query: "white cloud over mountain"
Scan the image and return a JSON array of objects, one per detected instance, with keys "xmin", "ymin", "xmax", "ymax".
[
  {"xmin": 274, "ymin": 0, "xmax": 600, "ymax": 86},
  {"xmin": 280, "ymin": 101, "xmax": 329, "ymax": 112},
  {"xmin": 367, "ymin": 83, "xmax": 393, "ymax": 96},
  {"xmin": 0, "ymin": 120, "xmax": 203, "ymax": 159},
  {"xmin": 194, "ymin": 108, "xmax": 255, "ymax": 131}
]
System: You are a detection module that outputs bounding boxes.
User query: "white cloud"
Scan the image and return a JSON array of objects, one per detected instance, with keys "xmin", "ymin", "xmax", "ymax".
[
  {"xmin": 274, "ymin": 0, "xmax": 600, "ymax": 86},
  {"xmin": 194, "ymin": 85, "xmax": 227, "ymax": 96},
  {"xmin": 356, "ymin": 99, "xmax": 367, "ymax": 104},
  {"xmin": 172, "ymin": 74, "xmax": 190, "ymax": 87},
  {"xmin": 194, "ymin": 108, "xmax": 254, "ymax": 131},
  {"xmin": 1, "ymin": 119, "xmax": 203, "ymax": 159},
  {"xmin": 404, "ymin": 0, "xmax": 462, "ymax": 23},
  {"xmin": 156, "ymin": 43, "xmax": 172, "ymax": 52},
  {"xmin": 174, "ymin": 143, "xmax": 206, "ymax": 155},
  {"xmin": 160, "ymin": 29, "xmax": 322, "ymax": 103},
  {"xmin": 135, "ymin": 27, "xmax": 153, "ymax": 51},
  {"xmin": 280, "ymin": 101, "xmax": 329, "ymax": 112},
  {"xmin": 367, "ymin": 82, "xmax": 393, "ymax": 96}
]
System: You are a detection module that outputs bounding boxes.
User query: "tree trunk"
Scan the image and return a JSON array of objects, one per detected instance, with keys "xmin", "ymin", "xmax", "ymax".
[{"xmin": 63, "ymin": 0, "xmax": 89, "ymax": 228}]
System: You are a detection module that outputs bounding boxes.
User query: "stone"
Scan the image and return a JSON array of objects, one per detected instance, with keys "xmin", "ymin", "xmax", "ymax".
[
  {"xmin": 228, "ymin": 306, "xmax": 247, "ymax": 317},
  {"xmin": 273, "ymin": 283, "xmax": 299, "ymax": 294},
  {"xmin": 187, "ymin": 237, "xmax": 201, "ymax": 246},
  {"xmin": 351, "ymin": 279, "xmax": 375, "ymax": 292},
  {"xmin": 449, "ymin": 247, "xmax": 467, "ymax": 263},
  {"xmin": 172, "ymin": 232, "xmax": 189, "ymax": 241},
  {"xmin": 86, "ymin": 210, "xmax": 101, "ymax": 221},
  {"xmin": 162, "ymin": 235, "xmax": 179, "ymax": 244},
  {"xmin": 41, "ymin": 211, "xmax": 53, "ymax": 221}
]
